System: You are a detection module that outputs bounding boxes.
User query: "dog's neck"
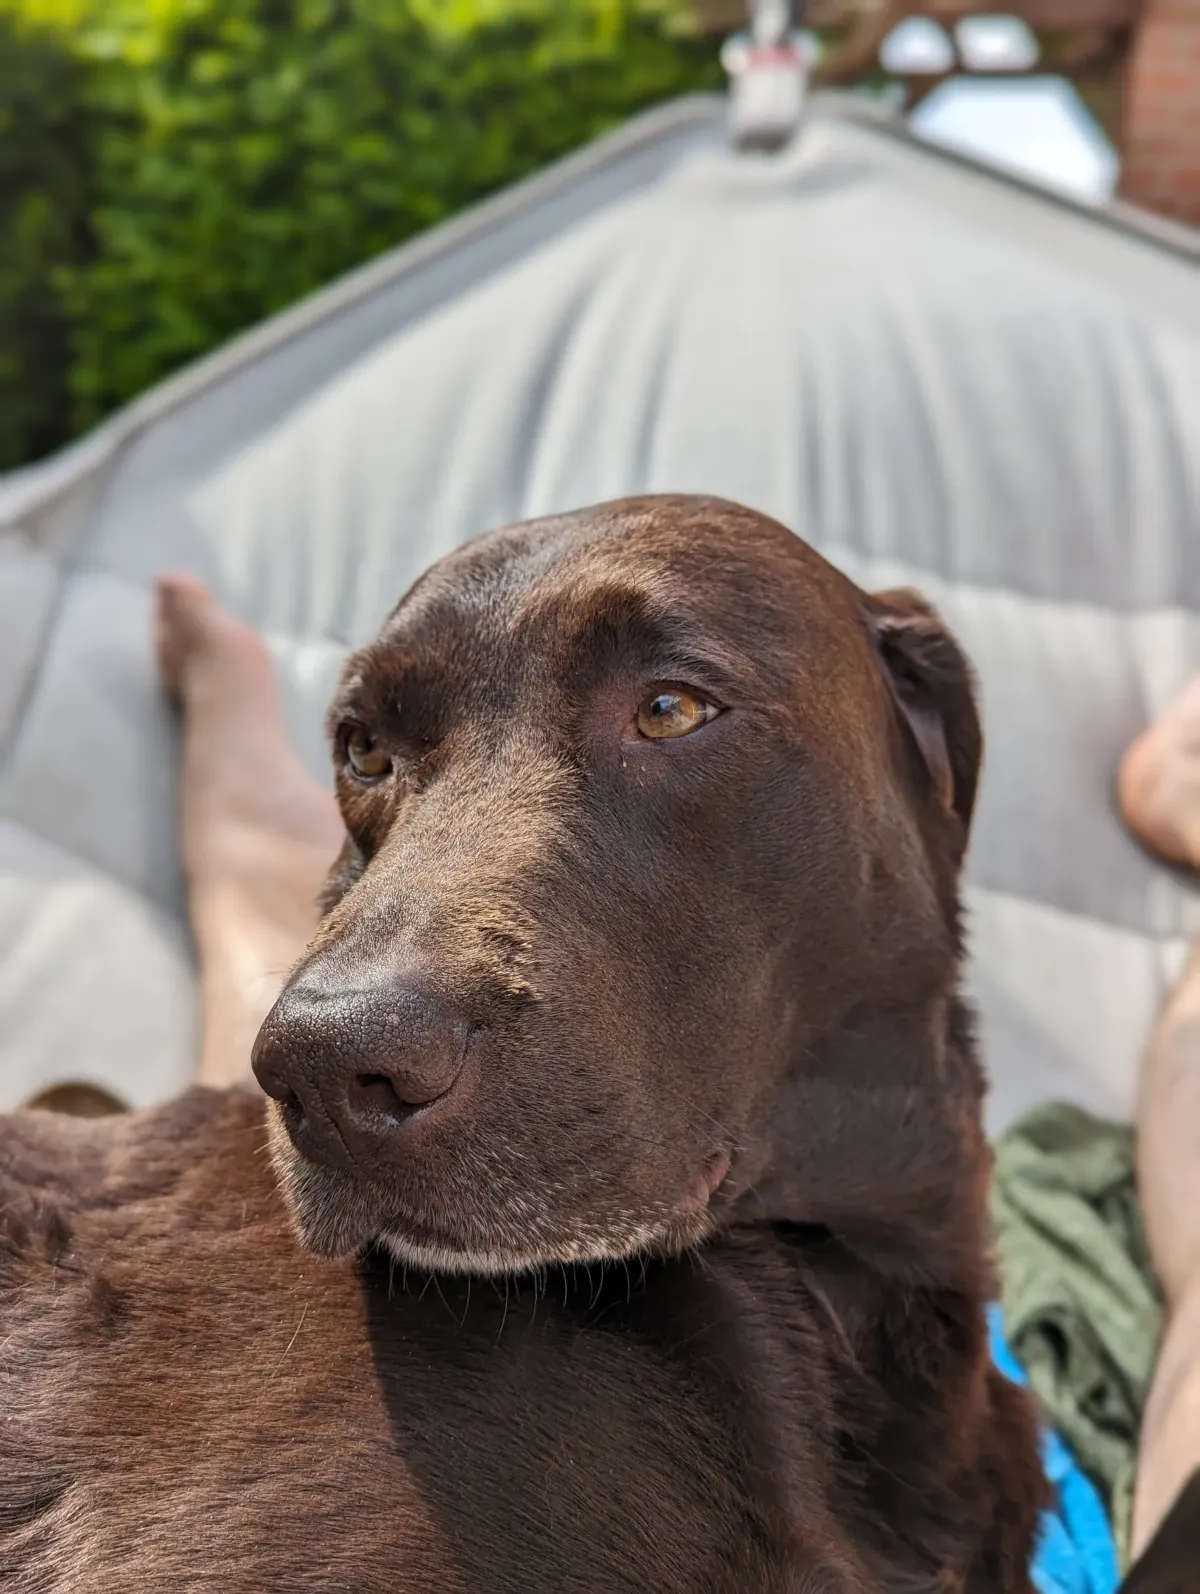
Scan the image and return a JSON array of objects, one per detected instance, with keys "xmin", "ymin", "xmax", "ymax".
[{"xmin": 730, "ymin": 988, "xmax": 990, "ymax": 1295}]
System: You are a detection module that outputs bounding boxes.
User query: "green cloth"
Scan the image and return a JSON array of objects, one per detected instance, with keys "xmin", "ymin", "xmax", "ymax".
[{"xmin": 991, "ymin": 1103, "xmax": 1165, "ymax": 1568}]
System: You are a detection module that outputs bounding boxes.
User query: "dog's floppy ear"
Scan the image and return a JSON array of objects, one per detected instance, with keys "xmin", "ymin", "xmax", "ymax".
[{"xmin": 866, "ymin": 589, "xmax": 982, "ymax": 844}]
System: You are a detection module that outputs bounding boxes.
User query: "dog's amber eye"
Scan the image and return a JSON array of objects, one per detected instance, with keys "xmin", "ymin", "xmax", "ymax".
[
  {"xmin": 345, "ymin": 726, "xmax": 391, "ymax": 780},
  {"xmin": 636, "ymin": 689, "xmax": 717, "ymax": 740}
]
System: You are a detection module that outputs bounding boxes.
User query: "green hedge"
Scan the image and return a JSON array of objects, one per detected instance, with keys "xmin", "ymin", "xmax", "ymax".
[
  {"xmin": 0, "ymin": 0, "xmax": 719, "ymax": 469},
  {"xmin": 0, "ymin": 10, "xmax": 95, "ymax": 469}
]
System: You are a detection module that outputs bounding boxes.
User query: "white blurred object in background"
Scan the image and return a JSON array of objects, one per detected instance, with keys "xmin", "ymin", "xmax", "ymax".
[
  {"xmin": 910, "ymin": 77, "xmax": 1120, "ymax": 205},
  {"xmin": 722, "ymin": 0, "xmax": 819, "ymax": 150},
  {"xmin": 879, "ymin": 16, "xmax": 956, "ymax": 76},
  {"xmin": 954, "ymin": 14, "xmax": 1040, "ymax": 73}
]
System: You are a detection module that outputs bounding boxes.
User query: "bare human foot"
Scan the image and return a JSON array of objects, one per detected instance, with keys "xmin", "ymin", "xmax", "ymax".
[
  {"xmin": 1119, "ymin": 677, "xmax": 1200, "ymax": 870},
  {"xmin": 157, "ymin": 574, "xmax": 344, "ymax": 1088}
]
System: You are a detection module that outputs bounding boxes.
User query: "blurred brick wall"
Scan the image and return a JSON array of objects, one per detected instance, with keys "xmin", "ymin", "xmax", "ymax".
[{"xmin": 1121, "ymin": 0, "xmax": 1200, "ymax": 227}]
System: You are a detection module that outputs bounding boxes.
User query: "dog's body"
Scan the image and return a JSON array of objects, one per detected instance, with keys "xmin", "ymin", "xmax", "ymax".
[
  {"xmin": 0, "ymin": 1090, "xmax": 1039, "ymax": 1594},
  {"xmin": 1, "ymin": 498, "xmax": 1044, "ymax": 1591}
]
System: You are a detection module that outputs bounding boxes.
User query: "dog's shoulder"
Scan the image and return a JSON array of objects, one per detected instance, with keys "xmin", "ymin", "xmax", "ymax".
[{"xmin": 0, "ymin": 1087, "xmax": 277, "ymax": 1285}]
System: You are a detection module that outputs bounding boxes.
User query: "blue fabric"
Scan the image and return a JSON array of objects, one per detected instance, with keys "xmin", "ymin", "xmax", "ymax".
[{"xmin": 988, "ymin": 1305, "xmax": 1121, "ymax": 1594}]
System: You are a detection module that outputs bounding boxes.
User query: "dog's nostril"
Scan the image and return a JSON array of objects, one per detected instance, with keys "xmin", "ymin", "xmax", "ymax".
[
  {"xmin": 351, "ymin": 1071, "xmax": 416, "ymax": 1124},
  {"xmin": 278, "ymin": 1086, "xmax": 304, "ymax": 1125}
]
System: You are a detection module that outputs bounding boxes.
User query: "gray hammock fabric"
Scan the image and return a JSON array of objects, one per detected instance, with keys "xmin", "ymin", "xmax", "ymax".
[{"xmin": 1, "ymin": 93, "xmax": 1198, "ymax": 1124}]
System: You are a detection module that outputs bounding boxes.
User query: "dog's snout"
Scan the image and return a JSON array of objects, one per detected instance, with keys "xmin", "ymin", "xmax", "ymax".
[{"xmin": 252, "ymin": 976, "xmax": 472, "ymax": 1173}]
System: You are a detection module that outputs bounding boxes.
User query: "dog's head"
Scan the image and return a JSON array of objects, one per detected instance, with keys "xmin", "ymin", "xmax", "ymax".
[{"xmin": 253, "ymin": 496, "xmax": 984, "ymax": 1277}]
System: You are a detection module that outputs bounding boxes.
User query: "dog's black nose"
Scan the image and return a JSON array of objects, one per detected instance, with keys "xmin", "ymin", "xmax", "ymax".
[{"xmin": 252, "ymin": 974, "xmax": 471, "ymax": 1173}]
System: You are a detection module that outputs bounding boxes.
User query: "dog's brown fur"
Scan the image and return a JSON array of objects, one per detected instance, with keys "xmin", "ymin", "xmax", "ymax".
[{"xmin": 0, "ymin": 497, "xmax": 1043, "ymax": 1593}]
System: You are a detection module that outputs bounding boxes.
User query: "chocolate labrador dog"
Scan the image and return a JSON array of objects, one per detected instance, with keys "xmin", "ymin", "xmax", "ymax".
[{"xmin": 0, "ymin": 496, "xmax": 1043, "ymax": 1593}]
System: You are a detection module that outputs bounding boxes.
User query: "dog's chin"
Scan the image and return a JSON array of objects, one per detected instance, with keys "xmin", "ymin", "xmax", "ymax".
[
  {"xmin": 266, "ymin": 1111, "xmax": 719, "ymax": 1275},
  {"xmin": 373, "ymin": 1208, "xmax": 714, "ymax": 1278}
]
